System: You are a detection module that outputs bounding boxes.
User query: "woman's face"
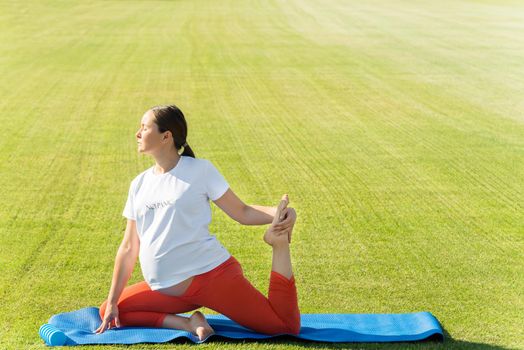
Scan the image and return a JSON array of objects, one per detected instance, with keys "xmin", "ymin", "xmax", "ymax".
[{"xmin": 136, "ymin": 110, "xmax": 167, "ymax": 154}]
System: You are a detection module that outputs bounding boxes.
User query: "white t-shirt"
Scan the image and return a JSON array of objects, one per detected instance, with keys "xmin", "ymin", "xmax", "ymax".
[{"xmin": 122, "ymin": 156, "xmax": 232, "ymax": 290}]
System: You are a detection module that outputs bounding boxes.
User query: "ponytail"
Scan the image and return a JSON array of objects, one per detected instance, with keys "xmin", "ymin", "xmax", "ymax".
[{"xmin": 151, "ymin": 104, "xmax": 196, "ymax": 158}]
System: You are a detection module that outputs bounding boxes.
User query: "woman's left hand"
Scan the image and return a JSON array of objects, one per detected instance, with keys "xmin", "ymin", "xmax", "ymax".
[{"xmin": 273, "ymin": 207, "xmax": 296, "ymax": 243}]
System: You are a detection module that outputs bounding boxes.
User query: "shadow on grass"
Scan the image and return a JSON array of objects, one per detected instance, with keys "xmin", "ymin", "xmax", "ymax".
[
  {"xmin": 80, "ymin": 327, "xmax": 517, "ymax": 349},
  {"xmin": 170, "ymin": 327, "xmax": 516, "ymax": 350},
  {"xmin": 201, "ymin": 334, "xmax": 516, "ymax": 350}
]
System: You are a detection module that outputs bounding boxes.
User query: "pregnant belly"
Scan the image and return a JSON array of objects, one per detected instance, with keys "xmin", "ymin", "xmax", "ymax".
[{"xmin": 156, "ymin": 276, "xmax": 194, "ymax": 297}]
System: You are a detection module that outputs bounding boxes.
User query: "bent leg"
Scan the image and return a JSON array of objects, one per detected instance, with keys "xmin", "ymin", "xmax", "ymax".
[
  {"xmin": 99, "ymin": 281, "xmax": 200, "ymax": 328},
  {"xmin": 268, "ymin": 270, "xmax": 301, "ymax": 334},
  {"xmin": 197, "ymin": 258, "xmax": 300, "ymax": 335}
]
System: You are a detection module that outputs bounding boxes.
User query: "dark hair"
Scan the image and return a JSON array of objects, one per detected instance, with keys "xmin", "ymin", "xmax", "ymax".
[{"xmin": 150, "ymin": 104, "xmax": 195, "ymax": 158}]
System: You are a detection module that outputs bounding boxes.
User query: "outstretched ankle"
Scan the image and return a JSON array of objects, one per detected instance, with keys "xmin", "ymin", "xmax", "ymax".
[{"xmin": 271, "ymin": 238, "xmax": 290, "ymax": 249}]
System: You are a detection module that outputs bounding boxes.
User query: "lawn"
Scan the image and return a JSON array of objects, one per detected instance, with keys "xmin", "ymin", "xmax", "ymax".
[{"xmin": 0, "ymin": 0, "xmax": 523, "ymax": 349}]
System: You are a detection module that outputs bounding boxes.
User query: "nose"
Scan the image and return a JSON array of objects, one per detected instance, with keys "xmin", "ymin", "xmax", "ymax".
[{"xmin": 136, "ymin": 130, "xmax": 141, "ymax": 139}]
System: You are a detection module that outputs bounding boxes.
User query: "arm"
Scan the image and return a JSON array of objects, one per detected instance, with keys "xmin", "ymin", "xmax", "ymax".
[
  {"xmin": 213, "ymin": 188, "xmax": 277, "ymax": 225},
  {"xmin": 96, "ymin": 219, "xmax": 139, "ymax": 333},
  {"xmin": 214, "ymin": 188, "xmax": 297, "ymax": 243},
  {"xmin": 107, "ymin": 219, "xmax": 140, "ymax": 302},
  {"xmin": 243, "ymin": 205, "xmax": 278, "ymax": 225}
]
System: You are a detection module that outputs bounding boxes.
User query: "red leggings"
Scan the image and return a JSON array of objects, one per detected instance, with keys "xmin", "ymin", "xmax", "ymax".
[{"xmin": 99, "ymin": 256, "xmax": 301, "ymax": 335}]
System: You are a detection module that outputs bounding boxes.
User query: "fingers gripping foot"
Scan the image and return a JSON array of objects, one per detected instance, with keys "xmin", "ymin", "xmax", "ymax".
[{"xmin": 264, "ymin": 194, "xmax": 291, "ymax": 247}]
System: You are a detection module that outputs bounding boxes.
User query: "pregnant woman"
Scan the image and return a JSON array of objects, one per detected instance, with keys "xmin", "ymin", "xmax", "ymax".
[{"xmin": 95, "ymin": 105, "xmax": 300, "ymax": 341}]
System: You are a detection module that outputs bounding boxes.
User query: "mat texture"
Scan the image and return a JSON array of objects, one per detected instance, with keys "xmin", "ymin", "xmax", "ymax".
[{"xmin": 39, "ymin": 307, "xmax": 443, "ymax": 345}]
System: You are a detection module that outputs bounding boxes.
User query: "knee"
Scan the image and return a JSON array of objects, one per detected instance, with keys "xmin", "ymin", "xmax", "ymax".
[
  {"xmin": 268, "ymin": 318, "xmax": 301, "ymax": 336},
  {"xmin": 284, "ymin": 310, "xmax": 301, "ymax": 335},
  {"xmin": 286, "ymin": 319, "xmax": 301, "ymax": 335}
]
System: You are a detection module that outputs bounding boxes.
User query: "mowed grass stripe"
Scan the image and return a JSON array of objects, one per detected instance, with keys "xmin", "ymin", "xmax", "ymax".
[
  {"xmin": 280, "ymin": 0, "xmax": 524, "ymax": 123},
  {"xmin": 0, "ymin": 4, "xmax": 153, "ymax": 292},
  {"xmin": 284, "ymin": 0, "xmax": 520, "ymax": 243},
  {"xmin": 276, "ymin": 0, "xmax": 520, "ymax": 232}
]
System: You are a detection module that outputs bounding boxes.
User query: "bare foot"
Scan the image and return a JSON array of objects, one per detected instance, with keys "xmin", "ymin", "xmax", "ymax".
[
  {"xmin": 188, "ymin": 311, "xmax": 214, "ymax": 341},
  {"xmin": 264, "ymin": 194, "xmax": 290, "ymax": 247}
]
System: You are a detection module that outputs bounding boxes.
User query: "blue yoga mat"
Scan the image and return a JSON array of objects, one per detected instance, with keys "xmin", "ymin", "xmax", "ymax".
[{"xmin": 39, "ymin": 307, "xmax": 443, "ymax": 346}]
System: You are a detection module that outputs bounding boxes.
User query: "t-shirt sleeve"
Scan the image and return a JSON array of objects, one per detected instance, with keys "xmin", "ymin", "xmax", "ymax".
[
  {"xmin": 122, "ymin": 181, "xmax": 136, "ymax": 220},
  {"xmin": 205, "ymin": 160, "xmax": 230, "ymax": 201}
]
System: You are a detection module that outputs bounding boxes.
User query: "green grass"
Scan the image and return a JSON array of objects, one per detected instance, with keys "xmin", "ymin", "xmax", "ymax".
[{"xmin": 1, "ymin": 0, "xmax": 523, "ymax": 349}]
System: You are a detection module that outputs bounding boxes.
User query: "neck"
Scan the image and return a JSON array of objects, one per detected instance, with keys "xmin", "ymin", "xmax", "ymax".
[{"xmin": 152, "ymin": 149, "xmax": 181, "ymax": 174}]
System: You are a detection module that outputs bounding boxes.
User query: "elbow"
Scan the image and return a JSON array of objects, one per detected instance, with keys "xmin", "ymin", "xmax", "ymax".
[
  {"xmin": 119, "ymin": 243, "xmax": 139, "ymax": 258},
  {"xmin": 238, "ymin": 205, "xmax": 251, "ymax": 225}
]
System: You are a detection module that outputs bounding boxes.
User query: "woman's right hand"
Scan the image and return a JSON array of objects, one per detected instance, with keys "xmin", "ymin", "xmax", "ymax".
[{"xmin": 95, "ymin": 302, "xmax": 121, "ymax": 334}]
